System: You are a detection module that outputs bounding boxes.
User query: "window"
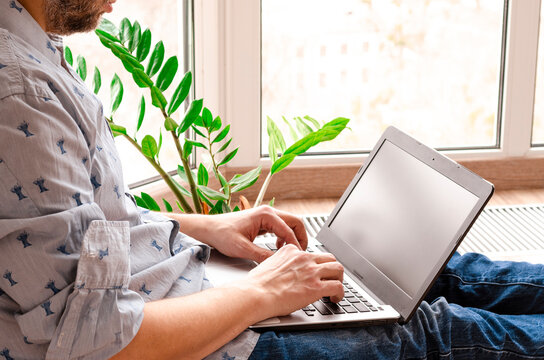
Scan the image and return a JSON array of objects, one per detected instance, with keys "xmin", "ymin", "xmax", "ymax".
[
  {"xmin": 262, "ymin": 0, "xmax": 504, "ymax": 152},
  {"xmin": 64, "ymin": 0, "xmax": 190, "ymax": 186},
  {"xmin": 195, "ymin": 0, "xmax": 544, "ymax": 170}
]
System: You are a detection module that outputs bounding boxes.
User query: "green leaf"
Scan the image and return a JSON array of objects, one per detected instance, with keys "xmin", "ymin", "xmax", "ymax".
[
  {"xmin": 197, "ymin": 164, "xmax": 209, "ymax": 186},
  {"xmin": 282, "ymin": 132, "xmax": 319, "ymax": 157},
  {"xmin": 178, "ymin": 99, "xmax": 204, "ymax": 135},
  {"xmin": 92, "ymin": 66, "xmax": 101, "ymax": 94},
  {"xmin": 218, "ymin": 138, "xmax": 233, "ymax": 153},
  {"xmin": 177, "ymin": 165, "xmax": 189, "ymax": 183},
  {"xmin": 230, "ymin": 166, "xmax": 261, "ymax": 193},
  {"xmin": 193, "ymin": 115, "xmax": 204, "ymax": 127},
  {"xmin": 218, "ymin": 148, "xmax": 238, "ymax": 167},
  {"xmin": 158, "ymin": 131, "xmax": 163, "ymax": 156},
  {"xmin": 156, "ymin": 56, "xmax": 178, "ymax": 91},
  {"xmin": 109, "ymin": 123, "xmax": 127, "ymax": 135},
  {"xmin": 134, "ymin": 195, "xmax": 148, "ymax": 209},
  {"xmin": 136, "ymin": 96, "xmax": 145, "ymax": 133},
  {"xmin": 162, "ymin": 198, "xmax": 173, "ymax": 212},
  {"xmin": 150, "ymin": 86, "xmax": 167, "ymax": 109},
  {"xmin": 186, "ymin": 139, "xmax": 207, "ymax": 149},
  {"xmin": 167, "ymin": 71, "xmax": 192, "ymax": 116},
  {"xmin": 146, "ymin": 41, "xmax": 165, "ymax": 77},
  {"xmin": 119, "ymin": 18, "xmax": 132, "ymax": 44},
  {"xmin": 191, "ymin": 125, "xmax": 206, "ymax": 138},
  {"xmin": 270, "ymin": 153, "xmax": 297, "ymax": 174},
  {"xmin": 212, "ymin": 125, "xmax": 230, "ymax": 144},
  {"xmin": 164, "ymin": 117, "xmax": 178, "ymax": 131},
  {"xmin": 136, "ymin": 28, "xmax": 152, "ymax": 62},
  {"xmin": 95, "ymin": 29, "xmax": 119, "ymax": 44},
  {"xmin": 141, "ymin": 192, "xmax": 161, "ymax": 211},
  {"xmin": 131, "ymin": 68, "xmax": 153, "ymax": 88},
  {"xmin": 176, "ymin": 201, "xmax": 186, "ymax": 213},
  {"xmin": 209, "ymin": 200, "xmax": 226, "ymax": 215},
  {"xmin": 64, "ymin": 46, "xmax": 73, "ymax": 66},
  {"xmin": 128, "ymin": 20, "xmax": 141, "ymax": 53},
  {"xmin": 303, "ymin": 115, "xmax": 321, "ymax": 130},
  {"xmin": 202, "ymin": 107, "xmax": 213, "ymax": 128},
  {"xmin": 270, "ymin": 117, "xmax": 350, "ymax": 174},
  {"xmin": 172, "ymin": 175, "xmax": 192, "ymax": 196},
  {"xmin": 182, "ymin": 140, "xmax": 193, "ymax": 159},
  {"xmin": 267, "ymin": 116, "xmax": 286, "ymax": 163},
  {"xmin": 269, "ymin": 198, "xmax": 275, "ymax": 207},
  {"xmin": 141, "ymin": 135, "xmax": 158, "ymax": 158},
  {"xmin": 294, "ymin": 116, "xmax": 313, "ymax": 137},
  {"xmin": 197, "ymin": 186, "xmax": 229, "ymax": 201},
  {"xmin": 282, "ymin": 115, "xmax": 299, "ymax": 142},
  {"xmin": 76, "ymin": 55, "xmax": 87, "ymax": 81},
  {"xmin": 211, "ymin": 116, "xmax": 222, "ymax": 132},
  {"xmin": 232, "ymin": 205, "xmax": 240, "ymax": 212},
  {"xmin": 197, "ymin": 188, "xmax": 214, "ymax": 208},
  {"xmin": 98, "ymin": 18, "xmax": 119, "ymax": 38},
  {"xmin": 110, "ymin": 74, "xmax": 123, "ymax": 114}
]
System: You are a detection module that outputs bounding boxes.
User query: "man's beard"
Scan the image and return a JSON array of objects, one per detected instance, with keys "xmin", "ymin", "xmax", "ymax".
[{"xmin": 43, "ymin": 0, "xmax": 108, "ymax": 35}]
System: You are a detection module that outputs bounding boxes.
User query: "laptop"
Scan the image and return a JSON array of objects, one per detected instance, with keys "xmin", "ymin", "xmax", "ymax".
[{"xmin": 205, "ymin": 126, "xmax": 494, "ymax": 330}]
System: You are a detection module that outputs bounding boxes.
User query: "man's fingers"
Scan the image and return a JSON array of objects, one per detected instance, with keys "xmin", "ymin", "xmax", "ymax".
[
  {"xmin": 243, "ymin": 241, "xmax": 274, "ymax": 263},
  {"xmin": 313, "ymin": 252, "xmax": 337, "ymax": 264},
  {"xmin": 259, "ymin": 208, "xmax": 303, "ymax": 250},
  {"xmin": 273, "ymin": 209, "xmax": 309, "ymax": 250},
  {"xmin": 317, "ymin": 261, "xmax": 344, "ymax": 282},
  {"xmin": 321, "ymin": 279, "xmax": 345, "ymax": 303}
]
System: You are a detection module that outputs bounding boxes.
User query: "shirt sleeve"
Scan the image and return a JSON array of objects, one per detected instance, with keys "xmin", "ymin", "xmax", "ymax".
[{"xmin": 0, "ymin": 93, "xmax": 144, "ymax": 359}]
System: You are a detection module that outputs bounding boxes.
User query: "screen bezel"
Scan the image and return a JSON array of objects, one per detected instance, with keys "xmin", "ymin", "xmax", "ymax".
[{"xmin": 316, "ymin": 126, "xmax": 494, "ymax": 323}]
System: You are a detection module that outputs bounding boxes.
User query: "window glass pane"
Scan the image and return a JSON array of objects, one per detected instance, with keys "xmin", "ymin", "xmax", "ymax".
[
  {"xmin": 65, "ymin": 0, "xmax": 183, "ymax": 185},
  {"xmin": 533, "ymin": 6, "xmax": 544, "ymax": 145},
  {"xmin": 261, "ymin": 0, "xmax": 504, "ymax": 154}
]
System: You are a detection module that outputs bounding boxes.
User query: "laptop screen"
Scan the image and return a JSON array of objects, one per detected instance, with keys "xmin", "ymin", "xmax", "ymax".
[{"xmin": 328, "ymin": 140, "xmax": 479, "ymax": 298}]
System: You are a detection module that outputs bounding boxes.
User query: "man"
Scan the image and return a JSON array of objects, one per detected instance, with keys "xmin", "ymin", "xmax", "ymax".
[{"xmin": 0, "ymin": 0, "xmax": 543, "ymax": 359}]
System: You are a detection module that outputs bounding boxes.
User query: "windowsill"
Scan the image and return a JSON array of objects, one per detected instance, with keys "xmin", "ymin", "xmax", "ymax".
[{"xmin": 133, "ymin": 157, "xmax": 544, "ymax": 213}]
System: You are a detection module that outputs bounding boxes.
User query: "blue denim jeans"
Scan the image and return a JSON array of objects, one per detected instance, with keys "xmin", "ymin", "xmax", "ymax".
[{"xmin": 248, "ymin": 253, "xmax": 544, "ymax": 359}]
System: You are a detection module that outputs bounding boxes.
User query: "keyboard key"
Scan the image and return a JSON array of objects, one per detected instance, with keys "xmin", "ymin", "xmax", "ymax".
[
  {"xmin": 324, "ymin": 302, "xmax": 345, "ymax": 314},
  {"xmin": 347, "ymin": 297, "xmax": 361, "ymax": 303},
  {"xmin": 304, "ymin": 311, "xmax": 315, "ymax": 316},
  {"xmin": 266, "ymin": 243, "xmax": 277, "ymax": 251},
  {"xmin": 338, "ymin": 300, "xmax": 350, "ymax": 307},
  {"xmin": 353, "ymin": 303, "xmax": 370, "ymax": 312},
  {"xmin": 321, "ymin": 297, "xmax": 332, "ymax": 303},
  {"xmin": 342, "ymin": 305, "xmax": 358, "ymax": 313},
  {"xmin": 313, "ymin": 301, "xmax": 333, "ymax": 315}
]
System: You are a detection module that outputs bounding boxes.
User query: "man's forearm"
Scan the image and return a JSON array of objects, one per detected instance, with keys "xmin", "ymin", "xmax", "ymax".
[{"xmin": 111, "ymin": 281, "xmax": 267, "ymax": 360}]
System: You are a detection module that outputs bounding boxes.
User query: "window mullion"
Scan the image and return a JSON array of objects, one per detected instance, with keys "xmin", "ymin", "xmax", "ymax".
[{"xmin": 502, "ymin": 0, "xmax": 541, "ymax": 157}]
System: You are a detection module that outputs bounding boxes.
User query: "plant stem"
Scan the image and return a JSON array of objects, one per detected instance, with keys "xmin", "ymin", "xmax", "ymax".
[
  {"xmin": 122, "ymin": 133, "xmax": 194, "ymax": 213},
  {"xmin": 206, "ymin": 131, "xmax": 231, "ymax": 207},
  {"xmin": 171, "ymin": 130, "xmax": 203, "ymax": 214},
  {"xmin": 254, "ymin": 170, "xmax": 273, "ymax": 207}
]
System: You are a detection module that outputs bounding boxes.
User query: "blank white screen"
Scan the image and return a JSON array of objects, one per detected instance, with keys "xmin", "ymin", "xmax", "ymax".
[{"xmin": 329, "ymin": 140, "xmax": 479, "ymax": 298}]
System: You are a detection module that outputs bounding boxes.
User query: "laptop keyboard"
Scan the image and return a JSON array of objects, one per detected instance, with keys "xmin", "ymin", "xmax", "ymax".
[{"xmin": 261, "ymin": 242, "xmax": 384, "ymax": 316}]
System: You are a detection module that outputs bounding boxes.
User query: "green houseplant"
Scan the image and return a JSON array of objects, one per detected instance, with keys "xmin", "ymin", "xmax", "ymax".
[{"xmin": 66, "ymin": 17, "xmax": 350, "ymax": 214}]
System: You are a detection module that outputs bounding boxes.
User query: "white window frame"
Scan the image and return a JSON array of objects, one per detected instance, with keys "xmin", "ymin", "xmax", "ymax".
[{"xmin": 194, "ymin": 0, "xmax": 544, "ymax": 170}]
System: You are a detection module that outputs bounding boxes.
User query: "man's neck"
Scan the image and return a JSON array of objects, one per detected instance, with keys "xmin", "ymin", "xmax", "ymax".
[{"xmin": 18, "ymin": 0, "xmax": 47, "ymax": 32}]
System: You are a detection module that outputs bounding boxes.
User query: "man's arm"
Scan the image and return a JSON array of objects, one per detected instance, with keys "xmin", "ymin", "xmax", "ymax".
[{"xmin": 113, "ymin": 245, "xmax": 344, "ymax": 360}]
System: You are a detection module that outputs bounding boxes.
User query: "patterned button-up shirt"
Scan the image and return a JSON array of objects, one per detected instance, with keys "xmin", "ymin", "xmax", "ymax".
[{"xmin": 0, "ymin": 1, "xmax": 259, "ymax": 359}]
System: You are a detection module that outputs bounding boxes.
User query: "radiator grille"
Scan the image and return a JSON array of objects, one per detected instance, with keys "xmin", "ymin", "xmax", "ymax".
[{"xmin": 301, "ymin": 204, "xmax": 544, "ymax": 262}]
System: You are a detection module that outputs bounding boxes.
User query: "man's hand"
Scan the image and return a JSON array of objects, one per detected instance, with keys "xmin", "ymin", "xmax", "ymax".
[
  {"xmin": 242, "ymin": 244, "xmax": 345, "ymax": 317},
  {"xmin": 166, "ymin": 206, "xmax": 308, "ymax": 263}
]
